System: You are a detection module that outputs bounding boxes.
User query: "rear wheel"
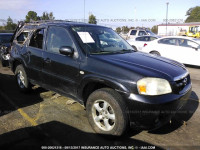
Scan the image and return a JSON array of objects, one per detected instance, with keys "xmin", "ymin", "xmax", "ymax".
[
  {"xmin": 86, "ymin": 88, "xmax": 128, "ymax": 136},
  {"xmin": 0, "ymin": 58, "xmax": 6, "ymax": 67},
  {"xmin": 150, "ymin": 51, "xmax": 161, "ymax": 56},
  {"xmin": 15, "ymin": 65, "xmax": 31, "ymax": 92}
]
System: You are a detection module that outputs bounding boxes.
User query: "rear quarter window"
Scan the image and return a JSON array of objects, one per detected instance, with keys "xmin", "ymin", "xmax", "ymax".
[{"xmin": 130, "ymin": 30, "xmax": 137, "ymax": 35}]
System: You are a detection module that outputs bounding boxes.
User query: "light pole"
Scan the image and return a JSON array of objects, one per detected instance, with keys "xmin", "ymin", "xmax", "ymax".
[
  {"xmin": 166, "ymin": 2, "xmax": 169, "ymax": 36},
  {"xmin": 84, "ymin": 0, "xmax": 86, "ymax": 23}
]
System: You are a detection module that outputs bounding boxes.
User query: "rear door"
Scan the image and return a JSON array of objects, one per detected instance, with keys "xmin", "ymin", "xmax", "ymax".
[
  {"xmin": 42, "ymin": 26, "xmax": 80, "ymax": 96},
  {"xmin": 25, "ymin": 28, "xmax": 45, "ymax": 82}
]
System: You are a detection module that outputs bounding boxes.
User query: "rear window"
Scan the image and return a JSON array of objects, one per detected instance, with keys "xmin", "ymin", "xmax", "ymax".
[
  {"xmin": 136, "ymin": 37, "xmax": 146, "ymax": 41},
  {"xmin": 158, "ymin": 38, "xmax": 177, "ymax": 45},
  {"xmin": 150, "ymin": 37, "xmax": 157, "ymax": 41},
  {"xmin": 136, "ymin": 36, "xmax": 157, "ymax": 41}
]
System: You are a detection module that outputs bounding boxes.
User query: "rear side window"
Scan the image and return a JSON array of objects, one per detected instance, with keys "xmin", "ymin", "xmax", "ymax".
[
  {"xmin": 16, "ymin": 31, "xmax": 29, "ymax": 44},
  {"xmin": 130, "ymin": 30, "xmax": 137, "ymax": 35},
  {"xmin": 158, "ymin": 38, "xmax": 178, "ymax": 45},
  {"xmin": 29, "ymin": 29, "xmax": 44, "ymax": 49},
  {"xmin": 138, "ymin": 31, "xmax": 147, "ymax": 36},
  {"xmin": 46, "ymin": 26, "xmax": 74, "ymax": 54}
]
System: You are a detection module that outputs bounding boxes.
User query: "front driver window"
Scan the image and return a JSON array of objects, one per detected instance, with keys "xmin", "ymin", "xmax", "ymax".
[
  {"xmin": 179, "ymin": 39, "xmax": 199, "ymax": 48},
  {"xmin": 46, "ymin": 26, "xmax": 74, "ymax": 54}
]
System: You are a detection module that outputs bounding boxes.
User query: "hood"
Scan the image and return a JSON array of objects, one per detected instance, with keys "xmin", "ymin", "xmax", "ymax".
[{"xmin": 90, "ymin": 52, "xmax": 188, "ymax": 81}]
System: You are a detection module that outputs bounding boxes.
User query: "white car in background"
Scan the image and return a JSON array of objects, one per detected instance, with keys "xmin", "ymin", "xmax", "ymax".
[
  {"xmin": 127, "ymin": 36, "xmax": 158, "ymax": 51},
  {"xmin": 142, "ymin": 36, "xmax": 200, "ymax": 66}
]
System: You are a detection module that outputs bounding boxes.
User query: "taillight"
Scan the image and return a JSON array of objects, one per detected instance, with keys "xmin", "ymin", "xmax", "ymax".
[{"xmin": 144, "ymin": 43, "xmax": 147, "ymax": 47}]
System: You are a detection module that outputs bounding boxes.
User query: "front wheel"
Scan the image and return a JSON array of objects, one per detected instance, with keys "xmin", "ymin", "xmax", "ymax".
[
  {"xmin": 15, "ymin": 65, "xmax": 31, "ymax": 92},
  {"xmin": 86, "ymin": 88, "xmax": 128, "ymax": 136}
]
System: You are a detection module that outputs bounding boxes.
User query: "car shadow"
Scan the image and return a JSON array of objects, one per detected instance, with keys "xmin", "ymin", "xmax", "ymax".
[
  {"xmin": 0, "ymin": 72, "xmax": 46, "ymax": 117},
  {"xmin": 148, "ymin": 91, "xmax": 199, "ymax": 134},
  {"xmin": 0, "ymin": 121, "xmax": 164, "ymax": 150},
  {"xmin": 185, "ymin": 64, "xmax": 200, "ymax": 69}
]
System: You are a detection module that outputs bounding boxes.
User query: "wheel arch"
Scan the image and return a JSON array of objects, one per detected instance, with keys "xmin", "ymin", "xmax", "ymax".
[
  {"xmin": 78, "ymin": 76, "xmax": 129, "ymax": 106},
  {"xmin": 150, "ymin": 50, "xmax": 160, "ymax": 55},
  {"xmin": 11, "ymin": 58, "xmax": 27, "ymax": 73}
]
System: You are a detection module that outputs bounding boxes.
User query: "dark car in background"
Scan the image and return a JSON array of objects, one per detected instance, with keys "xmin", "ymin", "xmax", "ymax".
[
  {"xmin": 9, "ymin": 21, "xmax": 192, "ymax": 136},
  {"xmin": 0, "ymin": 33, "xmax": 13, "ymax": 66}
]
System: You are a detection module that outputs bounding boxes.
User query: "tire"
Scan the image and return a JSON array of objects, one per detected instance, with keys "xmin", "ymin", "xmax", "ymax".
[
  {"xmin": 150, "ymin": 51, "xmax": 161, "ymax": 56},
  {"xmin": 0, "ymin": 58, "xmax": 6, "ymax": 67},
  {"xmin": 86, "ymin": 88, "xmax": 128, "ymax": 136},
  {"xmin": 15, "ymin": 65, "xmax": 31, "ymax": 93},
  {"xmin": 1, "ymin": 58, "xmax": 9, "ymax": 67}
]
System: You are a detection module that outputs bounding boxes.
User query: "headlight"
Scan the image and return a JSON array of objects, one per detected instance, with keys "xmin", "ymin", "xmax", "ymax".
[{"xmin": 137, "ymin": 78, "xmax": 172, "ymax": 95}]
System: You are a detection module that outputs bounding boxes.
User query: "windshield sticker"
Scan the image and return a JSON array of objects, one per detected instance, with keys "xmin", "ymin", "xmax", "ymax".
[{"xmin": 77, "ymin": 32, "xmax": 95, "ymax": 43}]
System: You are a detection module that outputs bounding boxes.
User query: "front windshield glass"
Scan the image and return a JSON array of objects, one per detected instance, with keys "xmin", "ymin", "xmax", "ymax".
[
  {"xmin": 71, "ymin": 26, "xmax": 134, "ymax": 54},
  {"xmin": 146, "ymin": 30, "xmax": 157, "ymax": 36}
]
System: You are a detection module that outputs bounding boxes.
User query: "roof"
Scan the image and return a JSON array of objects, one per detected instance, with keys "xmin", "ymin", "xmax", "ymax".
[
  {"xmin": 158, "ymin": 22, "xmax": 200, "ymax": 27},
  {"xmin": 155, "ymin": 36, "xmax": 200, "ymax": 42},
  {"xmin": 23, "ymin": 20, "xmax": 106, "ymax": 28}
]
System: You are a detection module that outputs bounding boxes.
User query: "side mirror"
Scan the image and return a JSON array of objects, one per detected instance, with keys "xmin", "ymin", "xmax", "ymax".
[
  {"xmin": 192, "ymin": 46, "xmax": 198, "ymax": 51},
  {"xmin": 59, "ymin": 46, "xmax": 74, "ymax": 56}
]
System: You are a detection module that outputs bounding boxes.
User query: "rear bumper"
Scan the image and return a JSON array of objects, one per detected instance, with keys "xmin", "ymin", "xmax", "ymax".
[{"xmin": 125, "ymin": 85, "xmax": 192, "ymax": 130}]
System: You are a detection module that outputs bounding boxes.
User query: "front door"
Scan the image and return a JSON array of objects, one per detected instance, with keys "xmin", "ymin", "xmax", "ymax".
[{"xmin": 42, "ymin": 26, "xmax": 80, "ymax": 96}]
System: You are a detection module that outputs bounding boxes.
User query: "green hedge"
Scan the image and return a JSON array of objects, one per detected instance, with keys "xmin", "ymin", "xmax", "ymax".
[{"xmin": 0, "ymin": 30, "xmax": 15, "ymax": 33}]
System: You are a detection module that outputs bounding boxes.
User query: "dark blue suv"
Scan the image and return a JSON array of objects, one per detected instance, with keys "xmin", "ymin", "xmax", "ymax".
[{"xmin": 10, "ymin": 21, "xmax": 192, "ymax": 136}]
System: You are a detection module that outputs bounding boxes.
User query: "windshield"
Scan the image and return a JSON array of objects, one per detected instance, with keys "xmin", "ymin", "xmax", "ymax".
[
  {"xmin": 71, "ymin": 26, "xmax": 134, "ymax": 54},
  {"xmin": 146, "ymin": 30, "xmax": 157, "ymax": 36},
  {"xmin": 0, "ymin": 34, "xmax": 13, "ymax": 44}
]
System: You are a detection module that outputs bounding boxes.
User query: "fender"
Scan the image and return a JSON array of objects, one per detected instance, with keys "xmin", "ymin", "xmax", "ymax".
[{"xmin": 77, "ymin": 74, "xmax": 130, "ymax": 99}]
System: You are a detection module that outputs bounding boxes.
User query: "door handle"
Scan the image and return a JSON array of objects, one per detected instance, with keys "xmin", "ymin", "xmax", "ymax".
[{"xmin": 44, "ymin": 58, "xmax": 51, "ymax": 63}]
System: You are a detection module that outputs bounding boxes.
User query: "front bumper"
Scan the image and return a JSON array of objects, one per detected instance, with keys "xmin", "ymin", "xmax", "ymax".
[{"xmin": 124, "ymin": 85, "xmax": 192, "ymax": 130}]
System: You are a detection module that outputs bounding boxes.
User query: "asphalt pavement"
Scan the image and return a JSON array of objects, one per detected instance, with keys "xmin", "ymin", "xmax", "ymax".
[{"xmin": 0, "ymin": 63, "xmax": 199, "ymax": 150}]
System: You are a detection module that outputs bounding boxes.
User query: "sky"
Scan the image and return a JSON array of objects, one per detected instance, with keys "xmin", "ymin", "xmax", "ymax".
[{"xmin": 0, "ymin": 0, "xmax": 199, "ymax": 28}]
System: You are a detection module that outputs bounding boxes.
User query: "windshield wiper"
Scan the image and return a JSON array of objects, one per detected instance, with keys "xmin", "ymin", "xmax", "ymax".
[{"xmin": 117, "ymin": 49, "xmax": 135, "ymax": 53}]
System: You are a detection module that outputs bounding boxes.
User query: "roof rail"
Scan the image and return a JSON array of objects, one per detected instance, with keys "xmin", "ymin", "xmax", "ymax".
[
  {"xmin": 135, "ymin": 27, "xmax": 149, "ymax": 30},
  {"xmin": 29, "ymin": 20, "xmax": 72, "ymax": 24}
]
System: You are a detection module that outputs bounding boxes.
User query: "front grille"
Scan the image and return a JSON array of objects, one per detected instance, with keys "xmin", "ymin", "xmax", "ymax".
[{"xmin": 173, "ymin": 75, "xmax": 190, "ymax": 94}]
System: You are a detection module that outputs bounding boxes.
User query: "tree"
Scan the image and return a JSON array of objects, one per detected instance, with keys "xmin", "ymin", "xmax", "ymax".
[
  {"xmin": 4, "ymin": 16, "xmax": 17, "ymax": 31},
  {"xmin": 121, "ymin": 26, "xmax": 129, "ymax": 34},
  {"xmin": 40, "ymin": 11, "xmax": 55, "ymax": 20},
  {"xmin": 151, "ymin": 25, "xmax": 158, "ymax": 34},
  {"xmin": 88, "ymin": 14, "xmax": 97, "ymax": 24},
  {"xmin": 49, "ymin": 12, "xmax": 55, "ymax": 20},
  {"xmin": 129, "ymin": 27, "xmax": 135, "ymax": 29},
  {"xmin": 185, "ymin": 6, "xmax": 200, "ymax": 23},
  {"xmin": 25, "ymin": 11, "xmax": 39, "ymax": 23},
  {"xmin": 186, "ymin": 7, "xmax": 194, "ymax": 16},
  {"xmin": 116, "ymin": 27, "xmax": 121, "ymax": 33}
]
